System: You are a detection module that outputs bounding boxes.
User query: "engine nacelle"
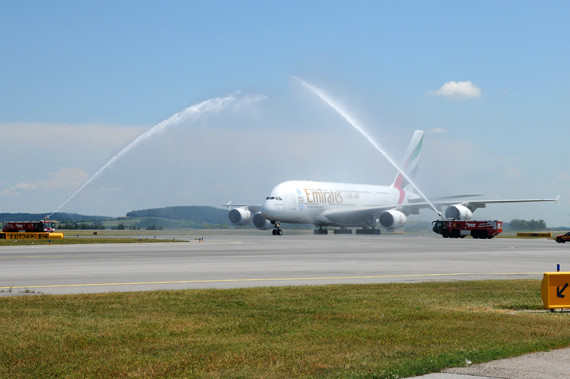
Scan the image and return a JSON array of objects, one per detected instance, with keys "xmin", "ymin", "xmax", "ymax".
[
  {"xmin": 444, "ymin": 204, "xmax": 473, "ymax": 220},
  {"xmin": 228, "ymin": 207, "xmax": 251, "ymax": 226},
  {"xmin": 252, "ymin": 213, "xmax": 273, "ymax": 230},
  {"xmin": 379, "ymin": 210, "xmax": 407, "ymax": 229}
]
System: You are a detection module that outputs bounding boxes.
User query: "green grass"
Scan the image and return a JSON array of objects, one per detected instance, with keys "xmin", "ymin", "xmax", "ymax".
[
  {"xmin": 0, "ymin": 238, "xmax": 180, "ymax": 246},
  {"xmin": 0, "ymin": 280, "xmax": 568, "ymax": 378},
  {"xmin": 0, "ymin": 235, "xmax": 184, "ymax": 247}
]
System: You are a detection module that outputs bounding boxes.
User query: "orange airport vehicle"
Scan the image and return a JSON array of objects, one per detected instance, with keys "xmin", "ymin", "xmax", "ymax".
[
  {"xmin": 432, "ymin": 219, "xmax": 503, "ymax": 239},
  {"xmin": 1, "ymin": 220, "xmax": 63, "ymax": 240}
]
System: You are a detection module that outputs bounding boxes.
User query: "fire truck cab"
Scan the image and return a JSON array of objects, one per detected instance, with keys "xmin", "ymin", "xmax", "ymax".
[{"xmin": 2, "ymin": 220, "xmax": 56, "ymax": 233}]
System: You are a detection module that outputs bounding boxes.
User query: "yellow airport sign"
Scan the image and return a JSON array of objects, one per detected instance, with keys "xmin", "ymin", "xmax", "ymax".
[
  {"xmin": 541, "ymin": 272, "xmax": 570, "ymax": 309},
  {"xmin": 0, "ymin": 232, "xmax": 64, "ymax": 240}
]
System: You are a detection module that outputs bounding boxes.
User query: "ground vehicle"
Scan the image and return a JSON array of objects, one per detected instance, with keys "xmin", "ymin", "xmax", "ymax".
[
  {"xmin": 555, "ymin": 232, "xmax": 570, "ymax": 243},
  {"xmin": 432, "ymin": 219, "xmax": 503, "ymax": 239},
  {"xmin": 2, "ymin": 220, "xmax": 56, "ymax": 233}
]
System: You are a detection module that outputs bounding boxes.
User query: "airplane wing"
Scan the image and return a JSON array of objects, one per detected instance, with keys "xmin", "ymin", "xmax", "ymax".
[
  {"xmin": 431, "ymin": 196, "xmax": 560, "ymax": 212},
  {"xmin": 317, "ymin": 205, "xmax": 400, "ymax": 226},
  {"xmin": 317, "ymin": 196, "xmax": 559, "ymax": 227},
  {"xmin": 404, "ymin": 195, "xmax": 560, "ymax": 222}
]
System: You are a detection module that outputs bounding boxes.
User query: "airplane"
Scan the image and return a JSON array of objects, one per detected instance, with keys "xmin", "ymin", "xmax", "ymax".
[{"xmin": 226, "ymin": 130, "xmax": 559, "ymax": 235}]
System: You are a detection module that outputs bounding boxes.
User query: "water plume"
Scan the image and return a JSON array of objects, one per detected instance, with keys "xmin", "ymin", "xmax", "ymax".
[
  {"xmin": 47, "ymin": 94, "xmax": 240, "ymax": 218},
  {"xmin": 293, "ymin": 76, "xmax": 442, "ymax": 218}
]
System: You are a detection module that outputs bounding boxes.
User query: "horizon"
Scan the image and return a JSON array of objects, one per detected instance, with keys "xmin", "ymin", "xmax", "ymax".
[{"xmin": 0, "ymin": 206, "xmax": 566, "ymax": 230}]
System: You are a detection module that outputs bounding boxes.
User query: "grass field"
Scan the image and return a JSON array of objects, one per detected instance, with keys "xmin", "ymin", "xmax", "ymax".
[
  {"xmin": 0, "ymin": 229, "xmax": 190, "ymax": 246},
  {"xmin": 0, "ymin": 237, "xmax": 180, "ymax": 246},
  {"xmin": 0, "ymin": 280, "xmax": 569, "ymax": 377},
  {"xmin": 0, "ymin": 228, "xmax": 264, "ymax": 245}
]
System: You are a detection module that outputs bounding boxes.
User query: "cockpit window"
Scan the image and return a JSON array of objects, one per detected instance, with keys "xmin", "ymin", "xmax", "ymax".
[{"xmin": 265, "ymin": 196, "xmax": 283, "ymax": 201}]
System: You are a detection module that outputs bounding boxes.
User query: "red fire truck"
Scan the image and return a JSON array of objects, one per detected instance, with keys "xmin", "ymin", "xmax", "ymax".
[
  {"xmin": 432, "ymin": 219, "xmax": 503, "ymax": 239},
  {"xmin": 2, "ymin": 220, "xmax": 56, "ymax": 233}
]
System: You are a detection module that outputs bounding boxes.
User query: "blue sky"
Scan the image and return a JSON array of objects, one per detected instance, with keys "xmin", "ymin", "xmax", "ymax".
[{"xmin": 1, "ymin": 1, "xmax": 568, "ymax": 225}]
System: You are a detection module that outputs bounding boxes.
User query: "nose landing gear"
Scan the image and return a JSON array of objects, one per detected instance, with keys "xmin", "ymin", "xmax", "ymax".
[{"xmin": 272, "ymin": 222, "xmax": 283, "ymax": 235}]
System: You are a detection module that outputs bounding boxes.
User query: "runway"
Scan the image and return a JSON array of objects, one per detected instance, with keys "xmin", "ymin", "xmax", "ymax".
[{"xmin": 1, "ymin": 232, "xmax": 568, "ymax": 296}]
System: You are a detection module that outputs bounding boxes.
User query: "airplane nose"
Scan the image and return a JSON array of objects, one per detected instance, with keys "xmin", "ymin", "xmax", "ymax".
[
  {"xmin": 261, "ymin": 196, "xmax": 285, "ymax": 220},
  {"xmin": 261, "ymin": 199, "xmax": 272, "ymax": 218}
]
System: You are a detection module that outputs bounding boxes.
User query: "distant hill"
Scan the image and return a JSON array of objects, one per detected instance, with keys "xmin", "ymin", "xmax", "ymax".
[
  {"xmin": 126, "ymin": 206, "xmax": 228, "ymax": 224},
  {"xmin": 0, "ymin": 207, "xmax": 232, "ymax": 230},
  {"xmin": 0, "ymin": 212, "xmax": 107, "ymax": 222}
]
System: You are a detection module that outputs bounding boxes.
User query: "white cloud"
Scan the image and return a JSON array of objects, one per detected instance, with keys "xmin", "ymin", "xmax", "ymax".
[
  {"xmin": 2, "ymin": 167, "xmax": 89, "ymax": 195},
  {"xmin": 505, "ymin": 166, "xmax": 524, "ymax": 178},
  {"xmin": 0, "ymin": 122, "xmax": 147, "ymax": 147},
  {"xmin": 2, "ymin": 188, "xmax": 19, "ymax": 196},
  {"xmin": 432, "ymin": 81, "xmax": 481, "ymax": 99},
  {"xmin": 428, "ymin": 127, "xmax": 447, "ymax": 134},
  {"xmin": 15, "ymin": 182, "xmax": 37, "ymax": 190}
]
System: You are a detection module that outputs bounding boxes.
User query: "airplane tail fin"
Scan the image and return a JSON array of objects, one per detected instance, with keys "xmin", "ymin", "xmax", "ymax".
[{"xmin": 392, "ymin": 130, "xmax": 424, "ymax": 202}]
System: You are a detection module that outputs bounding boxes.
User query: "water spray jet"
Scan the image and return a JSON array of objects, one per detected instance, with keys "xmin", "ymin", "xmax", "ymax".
[
  {"xmin": 47, "ymin": 94, "xmax": 242, "ymax": 218},
  {"xmin": 293, "ymin": 76, "xmax": 442, "ymax": 219}
]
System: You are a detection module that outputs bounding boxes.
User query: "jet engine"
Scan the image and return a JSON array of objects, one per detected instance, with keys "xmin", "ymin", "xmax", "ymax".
[
  {"xmin": 228, "ymin": 207, "xmax": 251, "ymax": 226},
  {"xmin": 252, "ymin": 213, "xmax": 273, "ymax": 230},
  {"xmin": 379, "ymin": 210, "xmax": 407, "ymax": 229},
  {"xmin": 444, "ymin": 204, "xmax": 473, "ymax": 220}
]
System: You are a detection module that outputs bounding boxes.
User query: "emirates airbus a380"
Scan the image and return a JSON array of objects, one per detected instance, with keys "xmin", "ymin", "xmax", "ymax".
[{"xmin": 227, "ymin": 130, "xmax": 558, "ymax": 235}]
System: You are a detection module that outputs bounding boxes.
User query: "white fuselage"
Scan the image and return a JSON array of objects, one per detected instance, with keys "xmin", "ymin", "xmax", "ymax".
[{"xmin": 260, "ymin": 180, "xmax": 403, "ymax": 227}]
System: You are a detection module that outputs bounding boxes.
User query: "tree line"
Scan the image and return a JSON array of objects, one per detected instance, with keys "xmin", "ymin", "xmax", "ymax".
[
  {"xmin": 507, "ymin": 219, "xmax": 547, "ymax": 231},
  {"xmin": 59, "ymin": 221, "xmax": 106, "ymax": 230}
]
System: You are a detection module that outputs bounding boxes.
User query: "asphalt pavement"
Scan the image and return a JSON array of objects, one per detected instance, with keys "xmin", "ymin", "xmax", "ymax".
[
  {"xmin": 2, "ymin": 232, "xmax": 569, "ymax": 295},
  {"xmin": 412, "ymin": 347, "xmax": 570, "ymax": 378}
]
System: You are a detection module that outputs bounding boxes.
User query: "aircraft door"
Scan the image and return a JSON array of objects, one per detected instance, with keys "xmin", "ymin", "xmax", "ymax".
[{"xmin": 291, "ymin": 196, "xmax": 297, "ymax": 211}]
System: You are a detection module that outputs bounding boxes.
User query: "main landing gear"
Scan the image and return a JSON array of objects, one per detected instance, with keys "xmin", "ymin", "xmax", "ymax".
[
  {"xmin": 355, "ymin": 227, "xmax": 381, "ymax": 235},
  {"xmin": 313, "ymin": 227, "xmax": 328, "ymax": 235},
  {"xmin": 314, "ymin": 227, "xmax": 381, "ymax": 235}
]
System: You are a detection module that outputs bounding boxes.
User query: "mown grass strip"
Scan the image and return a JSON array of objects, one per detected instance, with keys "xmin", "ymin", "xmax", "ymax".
[
  {"xmin": 0, "ymin": 280, "xmax": 569, "ymax": 378},
  {"xmin": 0, "ymin": 238, "xmax": 180, "ymax": 246}
]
